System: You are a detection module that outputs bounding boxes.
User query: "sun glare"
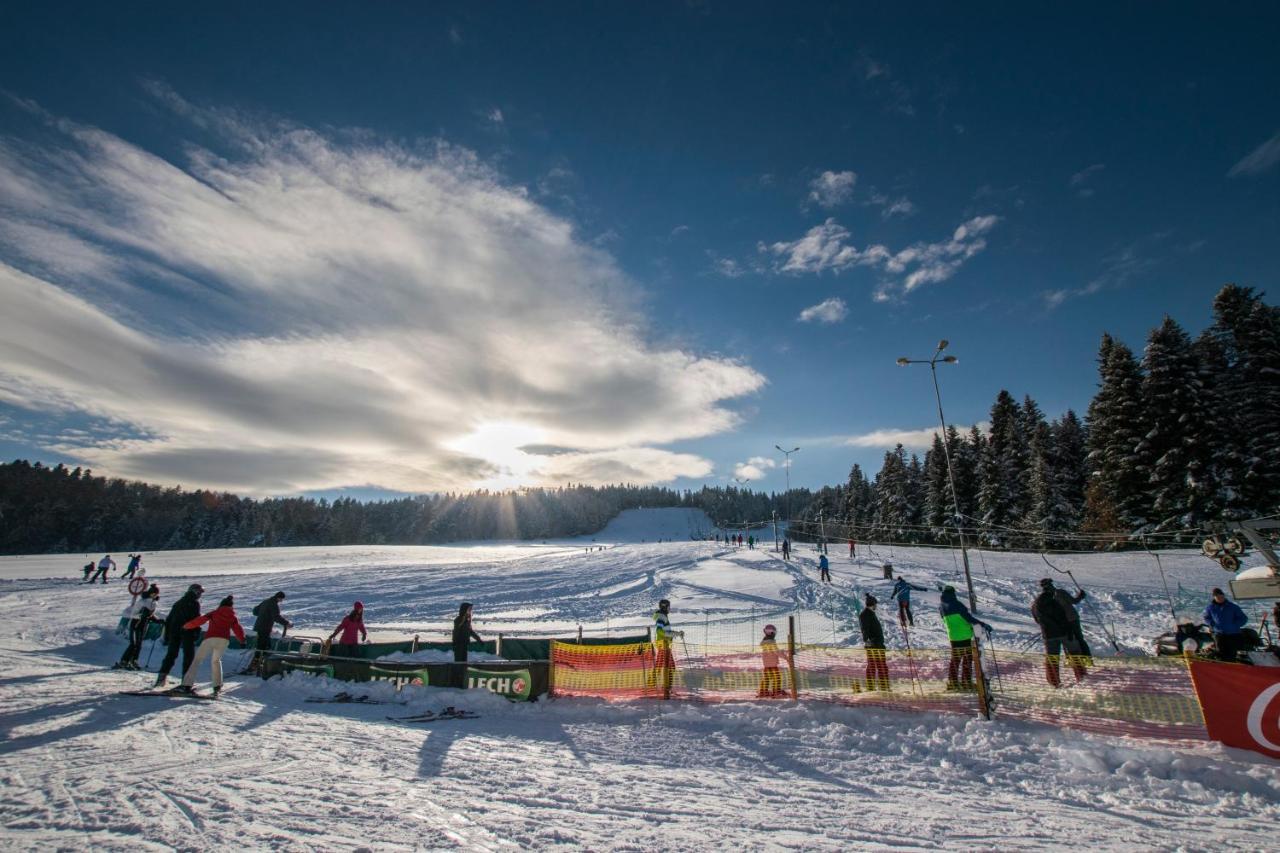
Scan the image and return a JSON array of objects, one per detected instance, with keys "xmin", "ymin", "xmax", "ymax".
[{"xmin": 446, "ymin": 421, "xmax": 549, "ymax": 489}]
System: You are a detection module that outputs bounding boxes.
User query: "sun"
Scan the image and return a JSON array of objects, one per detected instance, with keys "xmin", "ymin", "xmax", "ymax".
[{"xmin": 445, "ymin": 421, "xmax": 549, "ymax": 489}]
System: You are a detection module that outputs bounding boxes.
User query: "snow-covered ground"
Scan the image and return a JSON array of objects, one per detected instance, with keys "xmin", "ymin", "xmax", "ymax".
[{"xmin": 1, "ymin": 508, "xmax": 1277, "ymax": 850}]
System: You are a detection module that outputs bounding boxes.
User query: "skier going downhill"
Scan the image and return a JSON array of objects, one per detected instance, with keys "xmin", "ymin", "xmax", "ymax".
[
  {"xmin": 178, "ymin": 595, "xmax": 246, "ymax": 696},
  {"xmin": 155, "ymin": 583, "xmax": 203, "ymax": 688},
  {"xmin": 940, "ymin": 585, "xmax": 991, "ymax": 691},
  {"xmin": 891, "ymin": 577, "xmax": 928, "ymax": 627},
  {"xmin": 89, "ymin": 554, "xmax": 115, "ymax": 584}
]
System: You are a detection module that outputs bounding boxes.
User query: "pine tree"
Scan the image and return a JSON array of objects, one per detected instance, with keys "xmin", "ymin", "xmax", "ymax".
[
  {"xmin": 1083, "ymin": 334, "xmax": 1148, "ymax": 536},
  {"xmin": 1023, "ymin": 418, "xmax": 1058, "ymax": 547},
  {"xmin": 923, "ymin": 434, "xmax": 951, "ymax": 532},
  {"xmin": 873, "ymin": 445, "xmax": 913, "ymax": 537},
  {"xmin": 977, "ymin": 390, "xmax": 1024, "ymax": 541},
  {"xmin": 1051, "ymin": 410, "xmax": 1088, "ymax": 533}
]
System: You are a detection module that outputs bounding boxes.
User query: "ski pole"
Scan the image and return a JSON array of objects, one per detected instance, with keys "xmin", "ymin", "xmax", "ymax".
[
  {"xmin": 983, "ymin": 627, "xmax": 1005, "ymax": 692},
  {"xmin": 899, "ymin": 622, "xmax": 922, "ymax": 698}
]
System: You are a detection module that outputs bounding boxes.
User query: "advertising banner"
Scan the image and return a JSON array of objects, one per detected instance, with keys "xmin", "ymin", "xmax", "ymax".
[
  {"xmin": 369, "ymin": 666, "xmax": 430, "ymax": 689},
  {"xmin": 1187, "ymin": 658, "xmax": 1280, "ymax": 760},
  {"xmin": 467, "ymin": 667, "xmax": 532, "ymax": 701}
]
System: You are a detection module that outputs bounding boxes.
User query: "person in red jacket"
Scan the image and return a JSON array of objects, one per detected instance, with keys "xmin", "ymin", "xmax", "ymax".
[
  {"xmin": 176, "ymin": 595, "xmax": 245, "ymax": 696},
  {"xmin": 327, "ymin": 601, "xmax": 368, "ymax": 658}
]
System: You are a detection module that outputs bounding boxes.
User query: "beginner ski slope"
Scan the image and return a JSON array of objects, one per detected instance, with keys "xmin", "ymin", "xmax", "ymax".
[{"xmin": 1, "ymin": 509, "xmax": 1277, "ymax": 850}]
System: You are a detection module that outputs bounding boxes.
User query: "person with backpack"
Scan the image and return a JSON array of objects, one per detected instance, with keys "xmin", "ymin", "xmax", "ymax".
[
  {"xmin": 1202, "ymin": 587, "xmax": 1249, "ymax": 662},
  {"xmin": 89, "ymin": 554, "xmax": 115, "ymax": 584},
  {"xmin": 451, "ymin": 602, "xmax": 483, "ymax": 662},
  {"xmin": 177, "ymin": 595, "xmax": 245, "ymax": 696},
  {"xmin": 247, "ymin": 591, "xmax": 290, "ymax": 675},
  {"xmin": 757, "ymin": 624, "xmax": 785, "ymax": 698},
  {"xmin": 155, "ymin": 583, "xmax": 204, "ymax": 688},
  {"xmin": 940, "ymin": 585, "xmax": 991, "ymax": 691},
  {"xmin": 891, "ymin": 577, "xmax": 928, "ymax": 627},
  {"xmin": 328, "ymin": 602, "xmax": 368, "ymax": 658},
  {"xmin": 818, "ymin": 553, "xmax": 831, "ymax": 583},
  {"xmin": 115, "ymin": 584, "xmax": 160, "ymax": 670},
  {"xmin": 860, "ymin": 593, "xmax": 890, "ymax": 691},
  {"xmin": 1032, "ymin": 579, "xmax": 1087, "ymax": 687}
]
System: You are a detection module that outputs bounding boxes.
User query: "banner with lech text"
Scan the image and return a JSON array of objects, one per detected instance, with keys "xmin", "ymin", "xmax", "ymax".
[
  {"xmin": 1187, "ymin": 658, "xmax": 1280, "ymax": 760},
  {"xmin": 467, "ymin": 667, "xmax": 532, "ymax": 701}
]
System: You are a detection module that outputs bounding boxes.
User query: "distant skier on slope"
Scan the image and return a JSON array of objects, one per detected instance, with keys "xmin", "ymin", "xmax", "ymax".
[
  {"xmin": 89, "ymin": 554, "xmax": 115, "ymax": 584},
  {"xmin": 155, "ymin": 583, "xmax": 203, "ymax": 688},
  {"xmin": 247, "ymin": 591, "xmax": 290, "ymax": 675},
  {"xmin": 1202, "ymin": 587, "xmax": 1249, "ymax": 662},
  {"xmin": 860, "ymin": 594, "xmax": 889, "ymax": 691},
  {"xmin": 939, "ymin": 585, "xmax": 991, "ymax": 691},
  {"xmin": 81, "ymin": 561, "xmax": 95, "ymax": 582},
  {"xmin": 891, "ymin": 577, "xmax": 928, "ymax": 627},
  {"xmin": 328, "ymin": 601, "xmax": 368, "ymax": 658},
  {"xmin": 1032, "ymin": 579, "xmax": 1087, "ymax": 687},
  {"xmin": 116, "ymin": 584, "xmax": 160, "ymax": 670},
  {"xmin": 781, "ymin": 539, "xmax": 791, "ymax": 561},
  {"xmin": 818, "ymin": 553, "xmax": 831, "ymax": 583},
  {"xmin": 121, "ymin": 553, "xmax": 142, "ymax": 580},
  {"xmin": 652, "ymin": 598, "xmax": 682, "ymax": 697},
  {"xmin": 177, "ymin": 595, "xmax": 245, "ymax": 696},
  {"xmin": 452, "ymin": 602, "xmax": 483, "ymax": 662},
  {"xmin": 757, "ymin": 624, "xmax": 785, "ymax": 698}
]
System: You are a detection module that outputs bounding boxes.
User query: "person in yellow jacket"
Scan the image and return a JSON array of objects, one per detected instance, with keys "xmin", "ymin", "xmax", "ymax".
[
  {"xmin": 652, "ymin": 598, "xmax": 682, "ymax": 697},
  {"xmin": 939, "ymin": 585, "xmax": 992, "ymax": 691}
]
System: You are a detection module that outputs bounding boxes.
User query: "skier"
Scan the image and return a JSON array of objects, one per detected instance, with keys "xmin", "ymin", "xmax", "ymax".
[
  {"xmin": 452, "ymin": 602, "xmax": 483, "ymax": 662},
  {"xmin": 1202, "ymin": 587, "xmax": 1249, "ymax": 662},
  {"xmin": 891, "ymin": 577, "xmax": 928, "ymax": 627},
  {"xmin": 116, "ymin": 584, "xmax": 160, "ymax": 670},
  {"xmin": 177, "ymin": 595, "xmax": 245, "ymax": 696},
  {"xmin": 940, "ymin": 585, "xmax": 991, "ymax": 691},
  {"xmin": 781, "ymin": 539, "xmax": 791, "ymax": 561},
  {"xmin": 818, "ymin": 553, "xmax": 831, "ymax": 583},
  {"xmin": 247, "ymin": 591, "xmax": 290, "ymax": 675},
  {"xmin": 651, "ymin": 598, "xmax": 682, "ymax": 697},
  {"xmin": 849, "ymin": 538, "xmax": 856, "ymax": 558},
  {"xmin": 154, "ymin": 583, "xmax": 203, "ymax": 688},
  {"xmin": 81, "ymin": 561, "xmax": 95, "ymax": 582},
  {"xmin": 121, "ymin": 553, "xmax": 142, "ymax": 580},
  {"xmin": 1050, "ymin": 580, "xmax": 1091, "ymax": 661},
  {"xmin": 90, "ymin": 554, "xmax": 115, "ymax": 584},
  {"xmin": 882, "ymin": 560, "xmax": 894, "ymax": 581},
  {"xmin": 328, "ymin": 601, "xmax": 368, "ymax": 658},
  {"xmin": 1032, "ymin": 579, "xmax": 1087, "ymax": 687},
  {"xmin": 860, "ymin": 594, "xmax": 889, "ymax": 691},
  {"xmin": 757, "ymin": 624, "xmax": 784, "ymax": 698}
]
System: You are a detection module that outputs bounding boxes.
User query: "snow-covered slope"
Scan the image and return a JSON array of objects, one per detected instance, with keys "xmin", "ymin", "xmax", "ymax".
[{"xmin": 1, "ymin": 510, "xmax": 1276, "ymax": 849}]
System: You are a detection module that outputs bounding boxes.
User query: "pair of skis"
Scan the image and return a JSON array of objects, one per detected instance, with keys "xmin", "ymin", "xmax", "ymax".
[
  {"xmin": 305, "ymin": 691, "xmax": 390, "ymax": 705},
  {"xmin": 387, "ymin": 706, "xmax": 479, "ymax": 724},
  {"xmin": 118, "ymin": 687, "xmax": 224, "ymax": 701}
]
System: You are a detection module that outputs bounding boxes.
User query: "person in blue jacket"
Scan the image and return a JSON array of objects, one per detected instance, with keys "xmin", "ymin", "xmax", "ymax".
[
  {"xmin": 1202, "ymin": 587, "xmax": 1249, "ymax": 662},
  {"xmin": 818, "ymin": 553, "xmax": 830, "ymax": 583},
  {"xmin": 891, "ymin": 577, "xmax": 928, "ymax": 627}
]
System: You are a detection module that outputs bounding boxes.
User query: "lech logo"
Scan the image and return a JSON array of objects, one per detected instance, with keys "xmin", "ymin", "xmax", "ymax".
[{"xmin": 466, "ymin": 667, "xmax": 532, "ymax": 701}]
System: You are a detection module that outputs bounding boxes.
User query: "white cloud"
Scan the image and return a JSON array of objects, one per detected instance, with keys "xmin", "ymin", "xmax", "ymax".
[
  {"xmin": 867, "ymin": 190, "xmax": 916, "ymax": 219},
  {"xmin": 764, "ymin": 215, "xmax": 999, "ymax": 297},
  {"xmin": 843, "ymin": 423, "xmax": 987, "ymax": 450},
  {"xmin": 710, "ymin": 254, "xmax": 747, "ymax": 278},
  {"xmin": 732, "ymin": 456, "xmax": 776, "ymax": 481},
  {"xmin": 1228, "ymin": 130, "xmax": 1280, "ymax": 177},
  {"xmin": 1070, "ymin": 163, "xmax": 1105, "ymax": 186},
  {"xmin": 487, "ymin": 107, "xmax": 504, "ymax": 124},
  {"xmin": 0, "ymin": 95, "xmax": 766, "ymax": 494},
  {"xmin": 797, "ymin": 297, "xmax": 848, "ymax": 324},
  {"xmin": 808, "ymin": 170, "xmax": 857, "ymax": 208}
]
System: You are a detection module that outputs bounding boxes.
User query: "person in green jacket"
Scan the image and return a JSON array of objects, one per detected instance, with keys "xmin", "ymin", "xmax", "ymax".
[{"xmin": 939, "ymin": 585, "xmax": 992, "ymax": 691}]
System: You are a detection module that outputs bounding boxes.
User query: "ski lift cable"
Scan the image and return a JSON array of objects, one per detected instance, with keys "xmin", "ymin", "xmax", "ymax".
[{"xmin": 1141, "ymin": 534, "xmax": 1180, "ymax": 626}]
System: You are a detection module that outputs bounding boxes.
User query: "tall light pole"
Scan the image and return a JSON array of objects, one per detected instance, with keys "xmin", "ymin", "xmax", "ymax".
[
  {"xmin": 775, "ymin": 445, "xmax": 800, "ymax": 532},
  {"xmin": 897, "ymin": 340, "xmax": 978, "ymax": 613}
]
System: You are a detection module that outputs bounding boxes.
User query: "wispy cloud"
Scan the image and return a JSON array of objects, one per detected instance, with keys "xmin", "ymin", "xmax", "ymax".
[
  {"xmin": 0, "ymin": 91, "xmax": 766, "ymax": 494},
  {"xmin": 487, "ymin": 107, "xmax": 504, "ymax": 125},
  {"xmin": 732, "ymin": 456, "xmax": 776, "ymax": 481},
  {"xmin": 856, "ymin": 51, "xmax": 915, "ymax": 116},
  {"xmin": 843, "ymin": 423, "xmax": 987, "ymax": 450},
  {"xmin": 1228, "ymin": 130, "xmax": 1280, "ymax": 177},
  {"xmin": 808, "ymin": 170, "xmax": 857, "ymax": 208},
  {"xmin": 1041, "ymin": 237, "xmax": 1162, "ymax": 310},
  {"xmin": 797, "ymin": 297, "xmax": 848, "ymax": 324},
  {"xmin": 762, "ymin": 215, "xmax": 999, "ymax": 297},
  {"xmin": 1069, "ymin": 163, "xmax": 1105, "ymax": 197},
  {"xmin": 867, "ymin": 190, "xmax": 916, "ymax": 219}
]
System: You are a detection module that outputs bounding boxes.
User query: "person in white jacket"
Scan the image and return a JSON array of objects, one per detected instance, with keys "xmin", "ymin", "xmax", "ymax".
[{"xmin": 116, "ymin": 584, "xmax": 160, "ymax": 670}]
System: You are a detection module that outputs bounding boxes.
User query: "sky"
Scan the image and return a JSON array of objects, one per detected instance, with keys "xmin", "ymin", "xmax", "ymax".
[{"xmin": 0, "ymin": 3, "xmax": 1277, "ymax": 499}]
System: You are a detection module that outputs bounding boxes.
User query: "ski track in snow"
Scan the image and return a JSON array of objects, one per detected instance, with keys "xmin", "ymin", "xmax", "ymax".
[{"xmin": 1, "ymin": 508, "xmax": 1277, "ymax": 850}]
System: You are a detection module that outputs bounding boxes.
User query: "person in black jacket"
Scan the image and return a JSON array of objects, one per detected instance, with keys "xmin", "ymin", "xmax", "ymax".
[
  {"xmin": 860, "ymin": 594, "xmax": 890, "ymax": 691},
  {"xmin": 452, "ymin": 602, "xmax": 483, "ymax": 662},
  {"xmin": 155, "ymin": 583, "xmax": 203, "ymax": 687},
  {"xmin": 1032, "ymin": 579, "xmax": 1086, "ymax": 687},
  {"xmin": 247, "ymin": 591, "xmax": 291, "ymax": 675}
]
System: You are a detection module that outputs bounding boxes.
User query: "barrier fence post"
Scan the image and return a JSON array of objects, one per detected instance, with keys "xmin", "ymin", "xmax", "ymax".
[
  {"xmin": 548, "ymin": 642, "xmax": 556, "ymax": 698},
  {"xmin": 497, "ymin": 633, "xmax": 503, "ymax": 658},
  {"xmin": 972, "ymin": 638, "xmax": 992, "ymax": 720},
  {"xmin": 787, "ymin": 614, "xmax": 798, "ymax": 701},
  {"xmin": 410, "ymin": 634, "xmax": 419, "ymax": 654},
  {"xmin": 578, "ymin": 624, "xmax": 583, "ymax": 644}
]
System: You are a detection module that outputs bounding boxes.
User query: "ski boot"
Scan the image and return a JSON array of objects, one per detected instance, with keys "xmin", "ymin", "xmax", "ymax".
[
  {"xmin": 212, "ymin": 685, "xmax": 222, "ymax": 698},
  {"xmin": 154, "ymin": 675, "xmax": 168, "ymax": 689}
]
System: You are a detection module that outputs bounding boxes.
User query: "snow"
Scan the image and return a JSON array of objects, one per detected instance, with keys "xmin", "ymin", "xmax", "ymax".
[{"xmin": 1, "ymin": 509, "xmax": 1277, "ymax": 849}]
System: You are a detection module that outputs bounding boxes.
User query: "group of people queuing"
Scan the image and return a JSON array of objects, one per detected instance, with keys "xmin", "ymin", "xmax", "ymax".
[{"xmin": 714, "ymin": 532, "xmax": 760, "ymax": 549}]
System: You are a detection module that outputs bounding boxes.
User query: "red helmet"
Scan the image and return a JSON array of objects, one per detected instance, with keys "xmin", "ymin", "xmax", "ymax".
[{"xmin": 763, "ymin": 624, "xmax": 777, "ymax": 635}]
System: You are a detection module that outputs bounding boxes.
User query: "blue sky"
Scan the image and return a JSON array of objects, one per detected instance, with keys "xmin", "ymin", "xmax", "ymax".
[{"xmin": 0, "ymin": 4, "xmax": 1277, "ymax": 498}]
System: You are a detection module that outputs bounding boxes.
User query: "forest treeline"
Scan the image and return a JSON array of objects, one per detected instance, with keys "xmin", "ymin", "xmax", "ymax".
[{"xmin": 0, "ymin": 285, "xmax": 1275, "ymax": 555}]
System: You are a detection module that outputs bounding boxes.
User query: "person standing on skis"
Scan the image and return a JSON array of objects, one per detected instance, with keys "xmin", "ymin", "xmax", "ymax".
[
  {"xmin": 177, "ymin": 595, "xmax": 245, "ymax": 696},
  {"xmin": 452, "ymin": 602, "xmax": 483, "ymax": 662},
  {"xmin": 1032, "ymin": 579, "xmax": 1087, "ymax": 687},
  {"xmin": 247, "ymin": 591, "xmax": 290, "ymax": 674},
  {"xmin": 652, "ymin": 598, "xmax": 682, "ymax": 697},
  {"xmin": 891, "ymin": 577, "xmax": 928, "ymax": 627},
  {"xmin": 1051, "ymin": 581, "xmax": 1091, "ymax": 661},
  {"xmin": 757, "ymin": 624, "xmax": 784, "ymax": 698},
  {"xmin": 116, "ymin": 584, "xmax": 160, "ymax": 670},
  {"xmin": 155, "ymin": 583, "xmax": 203, "ymax": 688},
  {"xmin": 90, "ymin": 554, "xmax": 115, "ymax": 584},
  {"xmin": 860, "ymin": 594, "xmax": 890, "ymax": 691},
  {"xmin": 818, "ymin": 553, "xmax": 831, "ymax": 583},
  {"xmin": 328, "ymin": 601, "xmax": 369, "ymax": 658},
  {"xmin": 781, "ymin": 538, "xmax": 791, "ymax": 561},
  {"xmin": 121, "ymin": 553, "xmax": 142, "ymax": 580},
  {"xmin": 940, "ymin": 585, "xmax": 991, "ymax": 691}
]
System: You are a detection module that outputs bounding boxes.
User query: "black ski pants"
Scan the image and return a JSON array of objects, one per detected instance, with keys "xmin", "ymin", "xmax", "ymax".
[
  {"xmin": 121, "ymin": 618, "xmax": 147, "ymax": 664},
  {"xmin": 158, "ymin": 629, "xmax": 198, "ymax": 678}
]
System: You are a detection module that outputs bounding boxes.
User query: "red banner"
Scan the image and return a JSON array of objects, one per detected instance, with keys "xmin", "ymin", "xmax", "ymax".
[{"xmin": 1187, "ymin": 659, "xmax": 1280, "ymax": 760}]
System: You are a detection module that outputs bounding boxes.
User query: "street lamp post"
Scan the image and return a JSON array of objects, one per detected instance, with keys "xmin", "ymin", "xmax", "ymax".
[
  {"xmin": 775, "ymin": 444, "xmax": 800, "ymax": 535},
  {"xmin": 897, "ymin": 340, "xmax": 978, "ymax": 613}
]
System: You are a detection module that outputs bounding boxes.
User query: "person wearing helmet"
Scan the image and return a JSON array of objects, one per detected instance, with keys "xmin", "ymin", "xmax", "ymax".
[
  {"xmin": 1032, "ymin": 578, "xmax": 1087, "ymax": 687},
  {"xmin": 860, "ymin": 594, "xmax": 890, "ymax": 691},
  {"xmin": 155, "ymin": 583, "xmax": 204, "ymax": 688},
  {"xmin": 757, "ymin": 624, "xmax": 785, "ymax": 698},
  {"xmin": 939, "ymin": 585, "xmax": 992, "ymax": 691},
  {"xmin": 328, "ymin": 601, "xmax": 369, "ymax": 658},
  {"xmin": 651, "ymin": 599, "xmax": 682, "ymax": 697}
]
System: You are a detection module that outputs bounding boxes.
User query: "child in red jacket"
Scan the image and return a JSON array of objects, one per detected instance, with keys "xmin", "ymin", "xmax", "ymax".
[{"xmin": 178, "ymin": 595, "xmax": 246, "ymax": 695}]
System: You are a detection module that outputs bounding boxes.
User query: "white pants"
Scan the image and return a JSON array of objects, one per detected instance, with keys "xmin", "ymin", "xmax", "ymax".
[{"xmin": 182, "ymin": 637, "xmax": 229, "ymax": 688}]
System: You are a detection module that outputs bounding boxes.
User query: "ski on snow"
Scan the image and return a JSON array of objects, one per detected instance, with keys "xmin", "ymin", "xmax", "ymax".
[
  {"xmin": 118, "ymin": 689, "xmax": 222, "ymax": 700},
  {"xmin": 306, "ymin": 691, "xmax": 393, "ymax": 705},
  {"xmin": 386, "ymin": 707, "xmax": 479, "ymax": 723}
]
